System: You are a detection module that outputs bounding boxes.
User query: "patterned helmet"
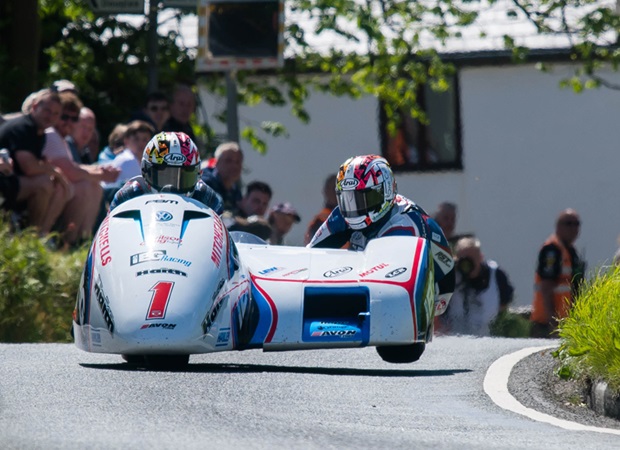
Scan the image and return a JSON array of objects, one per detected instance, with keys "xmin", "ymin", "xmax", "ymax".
[
  {"xmin": 336, "ymin": 155, "xmax": 396, "ymax": 230},
  {"xmin": 141, "ymin": 131, "xmax": 201, "ymax": 193}
]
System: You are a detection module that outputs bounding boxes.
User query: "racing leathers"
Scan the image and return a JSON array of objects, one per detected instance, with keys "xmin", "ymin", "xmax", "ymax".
[
  {"xmin": 109, "ymin": 175, "xmax": 224, "ymax": 214},
  {"xmin": 307, "ymin": 194, "xmax": 455, "ymax": 314}
]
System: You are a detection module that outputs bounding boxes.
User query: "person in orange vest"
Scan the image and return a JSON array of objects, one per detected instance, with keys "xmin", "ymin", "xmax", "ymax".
[{"xmin": 530, "ymin": 209, "xmax": 586, "ymax": 338}]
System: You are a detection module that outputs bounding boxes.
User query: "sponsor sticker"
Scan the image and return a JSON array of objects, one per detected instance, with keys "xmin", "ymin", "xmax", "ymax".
[
  {"xmin": 216, "ymin": 328, "xmax": 231, "ymax": 346},
  {"xmin": 131, "ymin": 250, "xmax": 166, "ymax": 265},
  {"xmin": 136, "ymin": 268, "xmax": 187, "ymax": 277},
  {"xmin": 258, "ymin": 266, "xmax": 283, "ymax": 275},
  {"xmin": 140, "ymin": 235, "xmax": 183, "ymax": 246},
  {"xmin": 140, "ymin": 323, "xmax": 177, "ymax": 330},
  {"xmin": 323, "ymin": 266, "xmax": 353, "ymax": 278},
  {"xmin": 164, "ymin": 153, "xmax": 187, "ymax": 165},
  {"xmin": 340, "ymin": 178, "xmax": 359, "ymax": 188},
  {"xmin": 385, "ymin": 267, "xmax": 407, "ymax": 278},
  {"xmin": 307, "ymin": 320, "xmax": 360, "ymax": 339},
  {"xmin": 156, "ymin": 211, "xmax": 173, "ymax": 222},
  {"xmin": 282, "ymin": 268, "xmax": 308, "ymax": 277},
  {"xmin": 359, "ymin": 263, "xmax": 389, "ymax": 278},
  {"xmin": 145, "ymin": 199, "xmax": 178, "ymax": 205}
]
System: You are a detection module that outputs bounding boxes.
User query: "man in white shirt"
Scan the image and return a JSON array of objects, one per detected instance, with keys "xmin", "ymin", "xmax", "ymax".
[{"xmin": 101, "ymin": 120, "xmax": 154, "ymax": 193}]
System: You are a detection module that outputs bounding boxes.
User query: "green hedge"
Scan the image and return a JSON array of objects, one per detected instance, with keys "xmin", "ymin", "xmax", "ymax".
[
  {"xmin": 555, "ymin": 264, "xmax": 620, "ymax": 393},
  {"xmin": 0, "ymin": 215, "xmax": 86, "ymax": 342}
]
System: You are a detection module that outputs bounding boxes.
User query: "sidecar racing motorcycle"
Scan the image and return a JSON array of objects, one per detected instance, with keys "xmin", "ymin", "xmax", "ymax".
[{"xmin": 73, "ymin": 193, "xmax": 441, "ymax": 368}]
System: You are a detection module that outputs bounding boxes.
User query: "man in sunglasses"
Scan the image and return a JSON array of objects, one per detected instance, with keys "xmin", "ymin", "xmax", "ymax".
[
  {"xmin": 530, "ymin": 208, "xmax": 586, "ymax": 338},
  {"xmin": 42, "ymin": 92, "xmax": 119, "ymax": 247},
  {"xmin": 129, "ymin": 91, "xmax": 170, "ymax": 134}
]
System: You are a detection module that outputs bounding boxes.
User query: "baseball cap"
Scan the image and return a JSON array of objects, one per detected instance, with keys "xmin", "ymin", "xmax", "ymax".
[
  {"xmin": 51, "ymin": 79, "xmax": 78, "ymax": 94},
  {"xmin": 270, "ymin": 202, "xmax": 301, "ymax": 223}
]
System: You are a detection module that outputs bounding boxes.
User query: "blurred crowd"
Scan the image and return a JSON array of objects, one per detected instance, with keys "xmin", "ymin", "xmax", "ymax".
[{"xmin": 0, "ymin": 81, "xmax": 303, "ymax": 249}]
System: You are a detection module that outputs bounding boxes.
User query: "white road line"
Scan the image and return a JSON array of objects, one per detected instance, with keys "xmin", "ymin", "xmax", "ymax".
[{"xmin": 484, "ymin": 345, "xmax": 620, "ymax": 435}]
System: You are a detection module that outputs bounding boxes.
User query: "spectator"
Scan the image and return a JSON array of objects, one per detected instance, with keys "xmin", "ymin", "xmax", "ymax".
[
  {"xmin": 163, "ymin": 84, "xmax": 197, "ymax": 143},
  {"xmin": 268, "ymin": 202, "xmax": 301, "ymax": 245},
  {"xmin": 67, "ymin": 107, "xmax": 97, "ymax": 164},
  {"xmin": 227, "ymin": 181, "xmax": 273, "ymax": 241},
  {"xmin": 201, "ymin": 141, "xmax": 243, "ymax": 213},
  {"xmin": 101, "ymin": 120, "xmax": 155, "ymax": 198},
  {"xmin": 433, "ymin": 201, "xmax": 457, "ymax": 245},
  {"xmin": 530, "ymin": 208, "xmax": 585, "ymax": 338},
  {"xmin": 235, "ymin": 180, "xmax": 272, "ymax": 218},
  {"xmin": 98, "ymin": 123, "xmax": 128, "ymax": 164},
  {"xmin": 94, "ymin": 120, "xmax": 154, "ymax": 234},
  {"xmin": 0, "ymin": 89, "xmax": 70, "ymax": 235},
  {"xmin": 86, "ymin": 128, "xmax": 100, "ymax": 164},
  {"xmin": 130, "ymin": 91, "xmax": 170, "ymax": 133},
  {"xmin": 307, "ymin": 155, "xmax": 455, "ymax": 311},
  {"xmin": 436, "ymin": 236, "xmax": 514, "ymax": 336},
  {"xmin": 0, "ymin": 150, "xmax": 65, "ymax": 234},
  {"xmin": 43, "ymin": 92, "xmax": 119, "ymax": 246},
  {"xmin": 303, "ymin": 173, "xmax": 337, "ymax": 245},
  {"xmin": 109, "ymin": 131, "xmax": 222, "ymax": 214},
  {"xmin": 21, "ymin": 80, "xmax": 78, "ymax": 115}
]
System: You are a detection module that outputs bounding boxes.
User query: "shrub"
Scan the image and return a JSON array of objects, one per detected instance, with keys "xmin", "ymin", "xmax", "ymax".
[
  {"xmin": 555, "ymin": 264, "xmax": 620, "ymax": 393},
  {"xmin": 0, "ymin": 215, "xmax": 87, "ymax": 342}
]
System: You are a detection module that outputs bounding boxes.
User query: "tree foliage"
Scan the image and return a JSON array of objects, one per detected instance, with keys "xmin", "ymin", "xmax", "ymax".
[{"xmin": 1, "ymin": 0, "xmax": 620, "ymax": 153}]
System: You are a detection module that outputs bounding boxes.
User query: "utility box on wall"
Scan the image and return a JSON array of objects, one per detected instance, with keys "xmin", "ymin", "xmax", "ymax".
[{"xmin": 197, "ymin": 0, "xmax": 284, "ymax": 72}]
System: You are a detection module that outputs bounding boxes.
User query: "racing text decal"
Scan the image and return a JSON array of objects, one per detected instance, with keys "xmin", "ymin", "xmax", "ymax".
[{"xmin": 98, "ymin": 217, "xmax": 111, "ymax": 266}]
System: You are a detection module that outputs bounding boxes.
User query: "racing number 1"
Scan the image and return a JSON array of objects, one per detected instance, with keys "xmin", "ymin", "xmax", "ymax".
[{"xmin": 146, "ymin": 281, "xmax": 174, "ymax": 320}]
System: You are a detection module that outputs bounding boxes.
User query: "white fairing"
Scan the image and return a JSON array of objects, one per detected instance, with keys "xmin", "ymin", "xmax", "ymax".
[
  {"xmin": 74, "ymin": 194, "xmax": 436, "ymax": 356},
  {"xmin": 74, "ymin": 194, "xmax": 240, "ymax": 354}
]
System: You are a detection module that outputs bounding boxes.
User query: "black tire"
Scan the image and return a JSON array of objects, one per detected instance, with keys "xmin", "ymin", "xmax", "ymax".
[
  {"xmin": 123, "ymin": 354, "xmax": 190, "ymax": 370},
  {"xmin": 122, "ymin": 354, "xmax": 144, "ymax": 365},
  {"xmin": 143, "ymin": 354, "xmax": 190, "ymax": 370},
  {"xmin": 376, "ymin": 343, "xmax": 426, "ymax": 363}
]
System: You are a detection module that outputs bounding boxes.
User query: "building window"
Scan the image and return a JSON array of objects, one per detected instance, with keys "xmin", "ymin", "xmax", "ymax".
[{"xmin": 380, "ymin": 74, "xmax": 462, "ymax": 172}]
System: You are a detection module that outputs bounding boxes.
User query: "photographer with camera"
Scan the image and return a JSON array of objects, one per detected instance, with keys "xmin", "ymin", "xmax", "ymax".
[{"xmin": 436, "ymin": 236, "xmax": 514, "ymax": 336}]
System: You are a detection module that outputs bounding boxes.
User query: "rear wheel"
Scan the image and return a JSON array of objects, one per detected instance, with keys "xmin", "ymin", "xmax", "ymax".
[{"xmin": 376, "ymin": 343, "xmax": 425, "ymax": 363}]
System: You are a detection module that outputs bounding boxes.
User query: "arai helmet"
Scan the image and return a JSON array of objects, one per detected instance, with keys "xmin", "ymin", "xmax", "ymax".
[
  {"xmin": 141, "ymin": 131, "xmax": 200, "ymax": 193},
  {"xmin": 336, "ymin": 155, "xmax": 396, "ymax": 230}
]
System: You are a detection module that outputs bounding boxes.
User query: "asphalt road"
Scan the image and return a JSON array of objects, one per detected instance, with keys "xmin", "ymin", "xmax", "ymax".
[{"xmin": 1, "ymin": 336, "xmax": 618, "ymax": 449}]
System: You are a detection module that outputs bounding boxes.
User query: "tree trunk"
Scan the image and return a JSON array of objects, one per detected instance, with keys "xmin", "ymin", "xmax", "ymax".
[{"xmin": 0, "ymin": 0, "xmax": 40, "ymax": 113}]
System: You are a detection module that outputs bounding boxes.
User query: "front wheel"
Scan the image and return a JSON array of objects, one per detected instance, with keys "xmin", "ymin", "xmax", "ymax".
[
  {"xmin": 122, "ymin": 354, "xmax": 190, "ymax": 370},
  {"xmin": 376, "ymin": 343, "xmax": 425, "ymax": 363}
]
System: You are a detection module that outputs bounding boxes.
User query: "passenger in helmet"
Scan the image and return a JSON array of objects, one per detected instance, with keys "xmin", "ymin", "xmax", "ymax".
[
  {"xmin": 109, "ymin": 131, "xmax": 223, "ymax": 213},
  {"xmin": 307, "ymin": 154, "xmax": 455, "ymax": 313}
]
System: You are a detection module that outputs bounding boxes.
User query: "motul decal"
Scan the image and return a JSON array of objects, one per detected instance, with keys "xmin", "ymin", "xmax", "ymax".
[{"xmin": 359, "ymin": 263, "xmax": 389, "ymax": 278}]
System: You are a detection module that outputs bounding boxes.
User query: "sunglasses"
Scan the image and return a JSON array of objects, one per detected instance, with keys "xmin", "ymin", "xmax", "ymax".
[
  {"xmin": 561, "ymin": 220, "xmax": 581, "ymax": 227},
  {"xmin": 60, "ymin": 114, "xmax": 79, "ymax": 122}
]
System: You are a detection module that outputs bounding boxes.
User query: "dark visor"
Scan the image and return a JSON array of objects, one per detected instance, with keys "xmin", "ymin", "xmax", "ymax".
[
  {"xmin": 337, "ymin": 185, "xmax": 384, "ymax": 218},
  {"xmin": 150, "ymin": 165, "xmax": 197, "ymax": 192}
]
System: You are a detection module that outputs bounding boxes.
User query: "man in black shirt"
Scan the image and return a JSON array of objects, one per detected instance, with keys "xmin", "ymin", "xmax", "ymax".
[{"xmin": 0, "ymin": 89, "xmax": 70, "ymax": 235}]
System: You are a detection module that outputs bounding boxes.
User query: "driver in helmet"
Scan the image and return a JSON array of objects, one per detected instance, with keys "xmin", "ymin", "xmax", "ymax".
[
  {"xmin": 307, "ymin": 154, "xmax": 455, "ymax": 313},
  {"xmin": 109, "ymin": 131, "xmax": 223, "ymax": 213}
]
